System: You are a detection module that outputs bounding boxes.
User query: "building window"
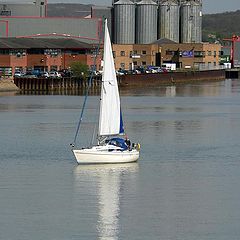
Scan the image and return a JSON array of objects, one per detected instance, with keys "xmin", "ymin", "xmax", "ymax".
[
  {"xmin": 27, "ymin": 49, "xmax": 45, "ymax": 54},
  {"xmin": 166, "ymin": 50, "xmax": 174, "ymax": 56},
  {"xmin": 142, "ymin": 61, "xmax": 146, "ymax": 66},
  {"xmin": 0, "ymin": 67, "xmax": 12, "ymax": 76},
  {"xmin": 208, "ymin": 51, "xmax": 212, "ymax": 56},
  {"xmin": 0, "ymin": 49, "xmax": 9, "ymax": 55},
  {"xmin": 214, "ymin": 51, "xmax": 217, "ymax": 57},
  {"xmin": 142, "ymin": 50, "xmax": 146, "ymax": 55},
  {"xmin": 15, "ymin": 67, "xmax": 23, "ymax": 72},
  {"xmin": 194, "ymin": 51, "xmax": 205, "ymax": 57},
  {"xmin": 50, "ymin": 65, "xmax": 58, "ymax": 71},
  {"xmin": 113, "ymin": 51, "xmax": 116, "ymax": 58},
  {"xmin": 120, "ymin": 63, "xmax": 125, "ymax": 69},
  {"xmin": 120, "ymin": 51, "xmax": 125, "ymax": 56},
  {"xmin": 10, "ymin": 49, "xmax": 26, "ymax": 56},
  {"xmin": 133, "ymin": 61, "xmax": 137, "ymax": 66}
]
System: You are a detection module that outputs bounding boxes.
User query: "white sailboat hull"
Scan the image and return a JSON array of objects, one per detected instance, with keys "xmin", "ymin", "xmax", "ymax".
[{"xmin": 73, "ymin": 147, "xmax": 139, "ymax": 164}]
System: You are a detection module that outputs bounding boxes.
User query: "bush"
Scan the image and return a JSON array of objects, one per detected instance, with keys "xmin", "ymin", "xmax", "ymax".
[{"xmin": 70, "ymin": 62, "xmax": 89, "ymax": 79}]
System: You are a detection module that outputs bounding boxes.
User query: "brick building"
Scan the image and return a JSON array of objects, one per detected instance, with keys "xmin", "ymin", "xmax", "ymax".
[
  {"xmin": 112, "ymin": 44, "xmax": 159, "ymax": 70},
  {"xmin": 158, "ymin": 42, "xmax": 221, "ymax": 70},
  {"xmin": 0, "ymin": 38, "xmax": 101, "ymax": 75},
  {"xmin": 112, "ymin": 41, "xmax": 222, "ymax": 70}
]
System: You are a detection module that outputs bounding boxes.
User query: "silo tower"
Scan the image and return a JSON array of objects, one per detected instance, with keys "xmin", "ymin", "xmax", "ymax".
[
  {"xmin": 136, "ymin": 0, "xmax": 158, "ymax": 44},
  {"xmin": 113, "ymin": 0, "xmax": 136, "ymax": 44},
  {"xmin": 159, "ymin": 0, "xmax": 180, "ymax": 42},
  {"xmin": 180, "ymin": 0, "xmax": 202, "ymax": 43}
]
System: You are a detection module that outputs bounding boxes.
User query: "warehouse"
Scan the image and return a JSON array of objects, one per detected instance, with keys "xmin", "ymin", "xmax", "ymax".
[
  {"xmin": 0, "ymin": 38, "xmax": 101, "ymax": 76},
  {"xmin": 0, "ymin": 0, "xmax": 102, "ymax": 43}
]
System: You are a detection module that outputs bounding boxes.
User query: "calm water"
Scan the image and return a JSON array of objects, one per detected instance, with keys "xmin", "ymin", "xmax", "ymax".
[{"xmin": 1, "ymin": 80, "xmax": 240, "ymax": 240}]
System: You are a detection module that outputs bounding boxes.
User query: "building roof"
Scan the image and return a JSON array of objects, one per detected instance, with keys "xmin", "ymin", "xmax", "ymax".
[
  {"xmin": 0, "ymin": 38, "xmax": 94, "ymax": 49},
  {"xmin": 152, "ymin": 38, "xmax": 177, "ymax": 45}
]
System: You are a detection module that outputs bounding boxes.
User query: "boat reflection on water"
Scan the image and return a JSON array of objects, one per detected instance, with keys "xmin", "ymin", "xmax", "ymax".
[
  {"xmin": 165, "ymin": 86, "xmax": 176, "ymax": 97},
  {"xmin": 74, "ymin": 163, "xmax": 139, "ymax": 240}
]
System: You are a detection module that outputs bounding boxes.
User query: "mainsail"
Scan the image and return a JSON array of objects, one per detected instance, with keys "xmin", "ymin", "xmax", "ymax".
[{"xmin": 98, "ymin": 20, "xmax": 123, "ymax": 136}]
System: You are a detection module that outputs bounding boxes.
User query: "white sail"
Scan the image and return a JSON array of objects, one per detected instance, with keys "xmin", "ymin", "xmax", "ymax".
[{"xmin": 98, "ymin": 20, "xmax": 121, "ymax": 136}]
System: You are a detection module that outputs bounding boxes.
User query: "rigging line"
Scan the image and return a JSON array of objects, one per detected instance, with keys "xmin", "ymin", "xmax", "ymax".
[{"xmin": 71, "ymin": 19, "xmax": 104, "ymax": 147}]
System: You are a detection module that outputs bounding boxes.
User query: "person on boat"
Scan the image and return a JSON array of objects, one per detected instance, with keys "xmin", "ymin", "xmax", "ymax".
[{"xmin": 125, "ymin": 135, "xmax": 131, "ymax": 150}]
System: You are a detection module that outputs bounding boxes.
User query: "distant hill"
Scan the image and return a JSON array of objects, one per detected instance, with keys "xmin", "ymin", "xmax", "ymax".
[
  {"xmin": 202, "ymin": 10, "xmax": 240, "ymax": 43},
  {"xmin": 47, "ymin": 4, "xmax": 92, "ymax": 18},
  {"xmin": 48, "ymin": 4, "xmax": 240, "ymax": 42}
]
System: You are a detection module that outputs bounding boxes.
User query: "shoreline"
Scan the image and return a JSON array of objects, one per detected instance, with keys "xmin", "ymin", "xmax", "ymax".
[{"xmin": 0, "ymin": 79, "xmax": 19, "ymax": 92}]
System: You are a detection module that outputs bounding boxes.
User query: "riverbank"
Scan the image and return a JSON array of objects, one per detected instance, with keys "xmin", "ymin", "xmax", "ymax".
[{"xmin": 0, "ymin": 79, "xmax": 19, "ymax": 92}]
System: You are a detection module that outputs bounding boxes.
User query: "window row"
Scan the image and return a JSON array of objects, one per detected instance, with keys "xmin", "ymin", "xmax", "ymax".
[
  {"xmin": 0, "ymin": 49, "xmax": 89, "ymax": 55},
  {"xmin": 166, "ymin": 50, "xmax": 221, "ymax": 57},
  {"xmin": 114, "ymin": 50, "xmax": 150, "ymax": 58}
]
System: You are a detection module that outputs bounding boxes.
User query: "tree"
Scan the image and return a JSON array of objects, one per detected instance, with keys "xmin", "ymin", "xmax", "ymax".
[{"xmin": 70, "ymin": 62, "xmax": 89, "ymax": 79}]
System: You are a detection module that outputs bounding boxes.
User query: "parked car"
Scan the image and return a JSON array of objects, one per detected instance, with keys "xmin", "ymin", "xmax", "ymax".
[
  {"xmin": 22, "ymin": 72, "xmax": 37, "ymax": 78},
  {"xmin": 147, "ymin": 66, "xmax": 162, "ymax": 73},
  {"xmin": 14, "ymin": 71, "xmax": 25, "ymax": 78},
  {"xmin": 58, "ymin": 69, "xmax": 72, "ymax": 77},
  {"xmin": 48, "ymin": 71, "xmax": 61, "ymax": 78},
  {"xmin": 40, "ymin": 72, "xmax": 49, "ymax": 78}
]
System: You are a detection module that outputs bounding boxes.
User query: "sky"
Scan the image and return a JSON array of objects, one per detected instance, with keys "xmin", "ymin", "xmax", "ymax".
[{"xmin": 6, "ymin": 0, "xmax": 240, "ymax": 14}]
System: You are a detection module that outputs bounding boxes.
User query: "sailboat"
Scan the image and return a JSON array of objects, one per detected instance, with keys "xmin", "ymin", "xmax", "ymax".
[{"xmin": 72, "ymin": 20, "xmax": 140, "ymax": 164}]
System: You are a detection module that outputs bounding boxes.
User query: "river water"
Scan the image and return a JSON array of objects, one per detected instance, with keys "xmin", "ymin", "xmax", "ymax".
[{"xmin": 1, "ymin": 79, "xmax": 240, "ymax": 240}]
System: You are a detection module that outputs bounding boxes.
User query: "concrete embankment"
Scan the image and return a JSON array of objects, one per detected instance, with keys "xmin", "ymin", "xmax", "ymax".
[
  {"xmin": 0, "ymin": 79, "xmax": 19, "ymax": 92},
  {"xmin": 119, "ymin": 69, "xmax": 226, "ymax": 87}
]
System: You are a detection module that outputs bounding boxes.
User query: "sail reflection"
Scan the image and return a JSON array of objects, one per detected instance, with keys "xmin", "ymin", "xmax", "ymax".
[{"xmin": 74, "ymin": 163, "xmax": 139, "ymax": 240}]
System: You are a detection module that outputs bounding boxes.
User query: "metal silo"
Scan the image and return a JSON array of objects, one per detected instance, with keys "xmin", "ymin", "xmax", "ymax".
[
  {"xmin": 159, "ymin": 0, "xmax": 179, "ymax": 43},
  {"xmin": 136, "ymin": 0, "xmax": 158, "ymax": 44},
  {"xmin": 114, "ymin": 0, "xmax": 135, "ymax": 44},
  {"xmin": 180, "ymin": 0, "xmax": 202, "ymax": 43}
]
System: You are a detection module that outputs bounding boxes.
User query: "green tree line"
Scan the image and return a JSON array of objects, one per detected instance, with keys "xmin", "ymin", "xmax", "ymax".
[{"xmin": 202, "ymin": 10, "xmax": 240, "ymax": 42}]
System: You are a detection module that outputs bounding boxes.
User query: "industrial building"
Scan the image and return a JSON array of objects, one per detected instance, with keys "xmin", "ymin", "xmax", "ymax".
[
  {"xmin": 0, "ymin": 0, "xmax": 47, "ymax": 17},
  {"xmin": 113, "ymin": 0, "xmax": 202, "ymax": 44},
  {"xmin": 0, "ymin": 0, "xmax": 202, "ymax": 44},
  {"xmin": 0, "ymin": 38, "xmax": 101, "ymax": 76},
  {"xmin": 158, "ymin": 41, "xmax": 221, "ymax": 69},
  {"xmin": 113, "ymin": 40, "xmax": 221, "ymax": 70},
  {"xmin": 0, "ymin": 0, "xmax": 101, "ymax": 43},
  {"xmin": 0, "ymin": 16, "xmax": 100, "ymax": 43},
  {"xmin": 113, "ymin": 43, "xmax": 160, "ymax": 69}
]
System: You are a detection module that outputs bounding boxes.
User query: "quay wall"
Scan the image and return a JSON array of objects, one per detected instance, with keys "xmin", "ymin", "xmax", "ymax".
[
  {"xmin": 225, "ymin": 69, "xmax": 240, "ymax": 79},
  {"xmin": 14, "ymin": 76, "xmax": 101, "ymax": 92},
  {"xmin": 119, "ymin": 70, "xmax": 226, "ymax": 87},
  {"xmin": 13, "ymin": 70, "xmax": 226, "ymax": 92}
]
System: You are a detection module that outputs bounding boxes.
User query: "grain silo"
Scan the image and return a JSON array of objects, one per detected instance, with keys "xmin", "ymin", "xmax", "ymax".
[
  {"xmin": 114, "ymin": 0, "xmax": 135, "ymax": 44},
  {"xmin": 136, "ymin": 0, "xmax": 158, "ymax": 44},
  {"xmin": 180, "ymin": 0, "xmax": 202, "ymax": 43},
  {"xmin": 159, "ymin": 0, "xmax": 179, "ymax": 43}
]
